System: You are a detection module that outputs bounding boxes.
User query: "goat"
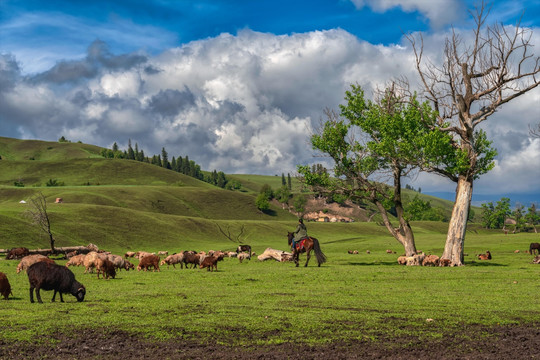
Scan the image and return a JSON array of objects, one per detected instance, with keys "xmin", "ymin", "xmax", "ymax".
[
  {"xmin": 137, "ymin": 254, "xmax": 160, "ymax": 272},
  {"xmin": 27, "ymin": 262, "xmax": 85, "ymax": 303},
  {"xmin": 17, "ymin": 255, "xmax": 55, "ymax": 274},
  {"xmin": 0, "ymin": 272, "xmax": 13, "ymax": 300}
]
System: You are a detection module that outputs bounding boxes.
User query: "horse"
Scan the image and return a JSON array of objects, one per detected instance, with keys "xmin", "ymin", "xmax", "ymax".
[
  {"xmin": 287, "ymin": 232, "xmax": 327, "ymax": 267},
  {"xmin": 530, "ymin": 242, "xmax": 540, "ymax": 255}
]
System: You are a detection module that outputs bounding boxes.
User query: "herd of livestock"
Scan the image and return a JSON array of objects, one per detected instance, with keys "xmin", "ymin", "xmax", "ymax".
[{"xmin": 0, "ymin": 242, "xmax": 539, "ymax": 304}]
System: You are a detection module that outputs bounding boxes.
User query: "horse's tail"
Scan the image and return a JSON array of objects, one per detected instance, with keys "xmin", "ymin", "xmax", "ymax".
[{"xmin": 311, "ymin": 237, "xmax": 327, "ymax": 265}]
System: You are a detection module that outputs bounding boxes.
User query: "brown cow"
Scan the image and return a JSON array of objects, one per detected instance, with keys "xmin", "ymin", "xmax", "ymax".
[{"xmin": 137, "ymin": 254, "xmax": 160, "ymax": 272}]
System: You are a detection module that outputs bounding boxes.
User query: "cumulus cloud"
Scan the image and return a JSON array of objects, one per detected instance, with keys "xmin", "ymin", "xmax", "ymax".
[
  {"xmin": 350, "ymin": 0, "xmax": 465, "ymax": 28},
  {"xmin": 1, "ymin": 27, "xmax": 539, "ymax": 199}
]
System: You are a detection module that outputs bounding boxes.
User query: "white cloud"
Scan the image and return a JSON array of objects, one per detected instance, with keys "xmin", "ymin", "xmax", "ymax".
[
  {"xmin": 350, "ymin": 0, "xmax": 464, "ymax": 28},
  {"xmin": 1, "ymin": 26, "xmax": 539, "ymax": 199}
]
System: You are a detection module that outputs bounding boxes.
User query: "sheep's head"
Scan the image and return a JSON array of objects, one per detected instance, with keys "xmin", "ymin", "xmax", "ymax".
[{"xmin": 71, "ymin": 282, "xmax": 86, "ymax": 302}]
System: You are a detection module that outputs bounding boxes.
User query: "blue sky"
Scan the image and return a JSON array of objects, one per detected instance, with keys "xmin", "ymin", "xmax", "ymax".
[{"xmin": 1, "ymin": 0, "xmax": 539, "ymax": 205}]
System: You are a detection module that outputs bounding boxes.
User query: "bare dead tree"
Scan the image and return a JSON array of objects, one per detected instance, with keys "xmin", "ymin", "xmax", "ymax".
[
  {"xmin": 406, "ymin": 2, "xmax": 540, "ymax": 265},
  {"xmin": 214, "ymin": 222, "xmax": 246, "ymax": 243},
  {"xmin": 529, "ymin": 123, "xmax": 540, "ymax": 138},
  {"xmin": 25, "ymin": 192, "xmax": 55, "ymax": 253}
]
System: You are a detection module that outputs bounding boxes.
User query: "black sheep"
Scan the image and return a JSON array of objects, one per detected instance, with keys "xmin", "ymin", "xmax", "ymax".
[{"xmin": 27, "ymin": 261, "xmax": 86, "ymax": 303}]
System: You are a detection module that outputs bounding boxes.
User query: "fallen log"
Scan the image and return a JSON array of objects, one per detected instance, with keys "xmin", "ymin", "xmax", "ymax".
[{"xmin": 0, "ymin": 243, "xmax": 99, "ymax": 257}]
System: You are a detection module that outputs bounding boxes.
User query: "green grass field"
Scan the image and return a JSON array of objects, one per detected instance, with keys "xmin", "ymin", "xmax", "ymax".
[{"xmin": 1, "ymin": 224, "xmax": 538, "ymax": 347}]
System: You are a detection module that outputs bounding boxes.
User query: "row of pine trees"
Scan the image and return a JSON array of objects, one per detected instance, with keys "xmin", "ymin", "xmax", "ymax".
[{"xmin": 100, "ymin": 140, "xmax": 234, "ymax": 189}]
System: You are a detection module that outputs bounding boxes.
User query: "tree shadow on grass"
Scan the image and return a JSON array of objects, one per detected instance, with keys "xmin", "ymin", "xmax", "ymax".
[
  {"xmin": 346, "ymin": 261, "xmax": 398, "ymax": 266},
  {"xmin": 467, "ymin": 261, "xmax": 508, "ymax": 267}
]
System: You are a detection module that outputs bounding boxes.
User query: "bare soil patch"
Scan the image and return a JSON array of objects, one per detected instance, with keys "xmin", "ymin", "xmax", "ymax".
[{"xmin": 1, "ymin": 324, "xmax": 538, "ymax": 359}]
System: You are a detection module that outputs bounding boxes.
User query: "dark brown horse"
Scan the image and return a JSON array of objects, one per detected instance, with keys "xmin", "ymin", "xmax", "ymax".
[
  {"xmin": 287, "ymin": 232, "xmax": 327, "ymax": 267},
  {"xmin": 530, "ymin": 242, "xmax": 540, "ymax": 255}
]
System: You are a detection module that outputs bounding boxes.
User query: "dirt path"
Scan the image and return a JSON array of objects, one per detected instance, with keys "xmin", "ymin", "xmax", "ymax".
[{"xmin": 1, "ymin": 324, "xmax": 538, "ymax": 359}]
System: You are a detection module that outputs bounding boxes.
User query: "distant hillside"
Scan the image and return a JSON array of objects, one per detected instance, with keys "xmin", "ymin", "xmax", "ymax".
[{"xmin": 0, "ymin": 136, "xmax": 103, "ymax": 161}]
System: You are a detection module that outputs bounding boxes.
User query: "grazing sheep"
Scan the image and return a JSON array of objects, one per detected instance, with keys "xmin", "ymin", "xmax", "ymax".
[
  {"xmin": 137, "ymin": 254, "xmax": 160, "ymax": 272},
  {"xmin": 66, "ymin": 254, "xmax": 85, "ymax": 268},
  {"xmin": 6, "ymin": 247, "xmax": 30, "ymax": 260},
  {"xmin": 182, "ymin": 251, "xmax": 205, "ymax": 269},
  {"xmin": 237, "ymin": 252, "xmax": 250, "ymax": 263},
  {"xmin": 386, "ymin": 249, "xmax": 395, "ymax": 254},
  {"xmin": 107, "ymin": 254, "xmax": 132, "ymax": 271},
  {"xmin": 27, "ymin": 262, "xmax": 86, "ymax": 303},
  {"xmin": 422, "ymin": 255, "xmax": 440, "ymax": 267},
  {"xmin": 477, "ymin": 251, "xmax": 492, "ymax": 260},
  {"xmin": 406, "ymin": 252, "xmax": 425, "ymax": 266},
  {"xmin": 96, "ymin": 258, "xmax": 116, "ymax": 279},
  {"xmin": 158, "ymin": 251, "xmax": 168, "ymax": 256},
  {"xmin": 439, "ymin": 258, "xmax": 451, "ymax": 267},
  {"xmin": 226, "ymin": 251, "xmax": 238, "ymax": 258},
  {"xmin": 161, "ymin": 253, "xmax": 184, "ymax": 269},
  {"xmin": 136, "ymin": 251, "xmax": 155, "ymax": 259},
  {"xmin": 83, "ymin": 251, "xmax": 108, "ymax": 273},
  {"xmin": 397, "ymin": 256, "xmax": 407, "ymax": 265},
  {"xmin": 124, "ymin": 260, "xmax": 135, "ymax": 270},
  {"xmin": 532, "ymin": 255, "xmax": 540, "ymax": 264},
  {"xmin": 17, "ymin": 255, "xmax": 55, "ymax": 274},
  {"xmin": 0, "ymin": 272, "xmax": 13, "ymax": 300},
  {"xmin": 199, "ymin": 254, "xmax": 224, "ymax": 272},
  {"xmin": 124, "ymin": 251, "xmax": 136, "ymax": 258}
]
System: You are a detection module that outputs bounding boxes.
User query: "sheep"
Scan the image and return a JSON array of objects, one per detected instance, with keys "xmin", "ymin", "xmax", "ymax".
[
  {"xmin": 158, "ymin": 250, "xmax": 168, "ymax": 256},
  {"xmin": 83, "ymin": 251, "xmax": 108, "ymax": 273},
  {"xmin": 136, "ymin": 251, "xmax": 155, "ymax": 259},
  {"xmin": 422, "ymin": 254, "xmax": 440, "ymax": 267},
  {"xmin": 107, "ymin": 254, "xmax": 132, "ymax": 271},
  {"xmin": 236, "ymin": 245, "xmax": 252, "ymax": 259},
  {"xmin": 137, "ymin": 254, "xmax": 160, "ymax": 272},
  {"xmin": 439, "ymin": 258, "xmax": 452, "ymax": 267},
  {"xmin": 16, "ymin": 255, "xmax": 55, "ymax": 274},
  {"xmin": 406, "ymin": 252, "xmax": 425, "ymax": 266},
  {"xmin": 27, "ymin": 261, "xmax": 86, "ymax": 303},
  {"xmin": 124, "ymin": 251, "xmax": 136, "ymax": 258},
  {"xmin": 96, "ymin": 258, "xmax": 116, "ymax": 280},
  {"xmin": 477, "ymin": 251, "xmax": 492, "ymax": 260},
  {"xmin": 199, "ymin": 254, "xmax": 224, "ymax": 272},
  {"xmin": 6, "ymin": 247, "xmax": 30, "ymax": 260},
  {"xmin": 237, "ymin": 252, "xmax": 250, "ymax": 263},
  {"xmin": 124, "ymin": 260, "xmax": 135, "ymax": 270},
  {"xmin": 397, "ymin": 256, "xmax": 407, "ymax": 265},
  {"xmin": 0, "ymin": 272, "xmax": 13, "ymax": 300},
  {"xmin": 182, "ymin": 251, "xmax": 206, "ymax": 269},
  {"xmin": 66, "ymin": 254, "xmax": 86, "ymax": 268},
  {"xmin": 160, "ymin": 253, "xmax": 184, "ymax": 269}
]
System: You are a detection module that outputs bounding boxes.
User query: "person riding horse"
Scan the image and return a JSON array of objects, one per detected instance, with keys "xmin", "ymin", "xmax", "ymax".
[{"xmin": 291, "ymin": 218, "xmax": 308, "ymax": 250}]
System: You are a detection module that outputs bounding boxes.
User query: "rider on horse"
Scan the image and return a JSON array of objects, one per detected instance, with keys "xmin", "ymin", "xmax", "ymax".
[{"xmin": 292, "ymin": 218, "xmax": 308, "ymax": 250}]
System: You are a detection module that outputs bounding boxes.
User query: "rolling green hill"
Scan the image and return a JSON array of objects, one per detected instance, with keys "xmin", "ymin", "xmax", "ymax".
[{"xmin": 0, "ymin": 136, "xmax": 479, "ymax": 253}]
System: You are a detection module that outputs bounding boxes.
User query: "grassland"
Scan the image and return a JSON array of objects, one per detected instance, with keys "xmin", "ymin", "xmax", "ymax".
[{"xmin": 0, "ymin": 137, "xmax": 538, "ymax": 358}]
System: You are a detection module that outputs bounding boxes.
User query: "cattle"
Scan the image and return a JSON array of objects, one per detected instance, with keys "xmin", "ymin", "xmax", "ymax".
[
  {"xmin": 0, "ymin": 272, "xmax": 12, "ymax": 300},
  {"xmin": 17, "ymin": 255, "xmax": 55, "ymax": 274},
  {"xmin": 477, "ymin": 251, "xmax": 492, "ymax": 260},
  {"xmin": 6, "ymin": 247, "xmax": 30, "ymax": 260},
  {"xmin": 199, "ymin": 254, "xmax": 224, "ymax": 272},
  {"xmin": 529, "ymin": 243, "xmax": 540, "ymax": 255},
  {"xmin": 137, "ymin": 254, "xmax": 160, "ymax": 272},
  {"xmin": 96, "ymin": 258, "xmax": 116, "ymax": 280},
  {"xmin": 27, "ymin": 262, "xmax": 85, "ymax": 303}
]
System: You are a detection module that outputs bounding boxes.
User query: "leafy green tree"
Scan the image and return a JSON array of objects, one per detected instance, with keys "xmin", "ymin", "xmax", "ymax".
[
  {"xmin": 260, "ymin": 184, "xmax": 273, "ymax": 200},
  {"xmin": 299, "ymin": 84, "xmax": 454, "ymax": 256},
  {"xmin": 405, "ymin": 195, "xmax": 445, "ymax": 221},
  {"xmin": 255, "ymin": 193, "xmax": 270, "ymax": 212},
  {"xmin": 293, "ymin": 194, "xmax": 307, "ymax": 214},
  {"xmin": 513, "ymin": 203, "xmax": 526, "ymax": 233},
  {"xmin": 275, "ymin": 186, "xmax": 291, "ymax": 209},
  {"xmin": 525, "ymin": 204, "xmax": 539, "ymax": 233}
]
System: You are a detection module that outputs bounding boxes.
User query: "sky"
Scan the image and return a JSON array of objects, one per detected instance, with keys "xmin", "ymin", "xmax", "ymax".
[{"xmin": 1, "ymin": 0, "xmax": 539, "ymax": 206}]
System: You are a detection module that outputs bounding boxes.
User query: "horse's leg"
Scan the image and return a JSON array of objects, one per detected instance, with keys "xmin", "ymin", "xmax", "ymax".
[
  {"xmin": 294, "ymin": 251, "xmax": 299, "ymax": 267},
  {"xmin": 304, "ymin": 248, "xmax": 311, "ymax": 267}
]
